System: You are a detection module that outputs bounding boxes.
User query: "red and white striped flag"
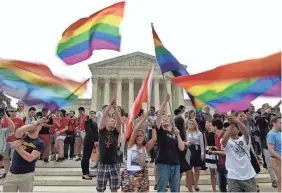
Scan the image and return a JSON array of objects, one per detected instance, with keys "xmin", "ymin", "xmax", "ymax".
[{"xmin": 125, "ymin": 66, "xmax": 154, "ymax": 140}]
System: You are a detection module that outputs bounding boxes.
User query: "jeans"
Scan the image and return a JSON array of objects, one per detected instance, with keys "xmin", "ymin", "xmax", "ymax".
[
  {"xmin": 64, "ymin": 134, "xmax": 75, "ymax": 159},
  {"xmin": 217, "ymin": 165, "xmax": 227, "ymax": 192},
  {"xmin": 156, "ymin": 164, "xmax": 180, "ymax": 192},
  {"xmin": 263, "ymin": 148, "xmax": 277, "ymax": 182}
]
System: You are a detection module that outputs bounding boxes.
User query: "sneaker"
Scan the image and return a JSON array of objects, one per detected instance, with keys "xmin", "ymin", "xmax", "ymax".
[
  {"xmin": 75, "ymin": 157, "xmax": 81, "ymax": 161},
  {"xmin": 150, "ymin": 159, "xmax": 154, "ymax": 163},
  {"xmin": 56, "ymin": 157, "xmax": 63, "ymax": 162},
  {"xmin": 44, "ymin": 159, "xmax": 49, "ymax": 163},
  {"xmin": 154, "ymin": 185, "xmax": 157, "ymax": 190},
  {"xmin": 272, "ymin": 181, "xmax": 278, "ymax": 188},
  {"xmin": 0, "ymin": 173, "xmax": 6, "ymax": 179}
]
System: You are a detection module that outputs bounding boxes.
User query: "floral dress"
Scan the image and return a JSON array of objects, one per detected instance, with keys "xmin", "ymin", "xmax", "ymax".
[{"xmin": 121, "ymin": 145, "xmax": 149, "ymax": 192}]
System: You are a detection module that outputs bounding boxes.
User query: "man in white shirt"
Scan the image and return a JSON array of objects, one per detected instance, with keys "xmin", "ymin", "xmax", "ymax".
[{"xmin": 221, "ymin": 115, "xmax": 257, "ymax": 192}]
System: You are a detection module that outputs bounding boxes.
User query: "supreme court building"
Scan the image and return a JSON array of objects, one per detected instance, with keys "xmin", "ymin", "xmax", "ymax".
[
  {"xmin": 88, "ymin": 51, "xmax": 189, "ymax": 113},
  {"xmin": 25, "ymin": 52, "xmax": 193, "ymax": 114}
]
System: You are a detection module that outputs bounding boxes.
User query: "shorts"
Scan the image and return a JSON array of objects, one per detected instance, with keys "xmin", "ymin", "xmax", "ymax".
[
  {"xmin": 97, "ymin": 163, "xmax": 120, "ymax": 192},
  {"xmin": 3, "ymin": 143, "xmax": 15, "ymax": 160},
  {"xmin": 50, "ymin": 135, "xmax": 56, "ymax": 144},
  {"xmin": 75, "ymin": 130, "xmax": 86, "ymax": 139},
  {"xmin": 56, "ymin": 136, "xmax": 66, "ymax": 141}
]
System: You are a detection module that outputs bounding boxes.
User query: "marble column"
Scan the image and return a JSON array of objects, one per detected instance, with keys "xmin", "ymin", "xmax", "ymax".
[
  {"xmin": 128, "ymin": 78, "xmax": 134, "ymax": 111},
  {"xmin": 166, "ymin": 80, "xmax": 173, "ymax": 115},
  {"xmin": 178, "ymin": 87, "xmax": 184, "ymax": 106},
  {"xmin": 154, "ymin": 78, "xmax": 160, "ymax": 110},
  {"xmin": 104, "ymin": 78, "xmax": 110, "ymax": 105},
  {"xmin": 91, "ymin": 77, "xmax": 98, "ymax": 110},
  {"xmin": 116, "ymin": 78, "xmax": 122, "ymax": 106}
]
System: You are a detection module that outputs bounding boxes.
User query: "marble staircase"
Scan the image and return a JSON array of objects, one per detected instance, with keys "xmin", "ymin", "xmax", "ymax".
[{"xmin": 0, "ymin": 160, "xmax": 276, "ymax": 192}]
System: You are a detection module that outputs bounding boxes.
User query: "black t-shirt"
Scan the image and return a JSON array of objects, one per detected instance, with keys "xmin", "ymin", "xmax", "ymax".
[
  {"xmin": 84, "ymin": 119, "xmax": 98, "ymax": 142},
  {"xmin": 99, "ymin": 128, "xmax": 119, "ymax": 164},
  {"xmin": 39, "ymin": 118, "xmax": 53, "ymax": 134},
  {"xmin": 10, "ymin": 136, "xmax": 44, "ymax": 174},
  {"xmin": 156, "ymin": 127, "xmax": 180, "ymax": 165},
  {"xmin": 206, "ymin": 131, "xmax": 216, "ymax": 146}
]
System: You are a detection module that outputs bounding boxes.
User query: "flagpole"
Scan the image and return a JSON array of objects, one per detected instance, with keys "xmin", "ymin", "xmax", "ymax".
[{"xmin": 162, "ymin": 74, "xmax": 175, "ymax": 127}]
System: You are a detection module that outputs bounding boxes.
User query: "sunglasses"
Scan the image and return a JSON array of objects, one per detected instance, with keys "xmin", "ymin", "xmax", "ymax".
[{"xmin": 9, "ymin": 110, "xmax": 17, "ymax": 113}]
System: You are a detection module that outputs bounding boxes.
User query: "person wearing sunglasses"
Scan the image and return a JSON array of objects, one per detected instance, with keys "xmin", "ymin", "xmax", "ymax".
[
  {"xmin": 16, "ymin": 102, "xmax": 26, "ymax": 119},
  {"xmin": 0, "ymin": 109, "xmax": 23, "ymax": 179}
]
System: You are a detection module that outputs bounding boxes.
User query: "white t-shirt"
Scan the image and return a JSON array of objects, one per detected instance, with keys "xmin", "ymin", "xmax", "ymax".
[
  {"xmin": 222, "ymin": 136, "xmax": 256, "ymax": 180},
  {"xmin": 126, "ymin": 145, "xmax": 147, "ymax": 172}
]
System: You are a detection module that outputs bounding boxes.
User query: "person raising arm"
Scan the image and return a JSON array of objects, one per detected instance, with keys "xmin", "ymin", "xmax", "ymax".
[
  {"xmin": 14, "ymin": 121, "xmax": 44, "ymax": 162},
  {"xmin": 98, "ymin": 97, "xmax": 116, "ymax": 130}
]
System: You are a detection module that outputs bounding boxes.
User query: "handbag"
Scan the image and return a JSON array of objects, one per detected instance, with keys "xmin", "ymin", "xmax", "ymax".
[
  {"xmin": 91, "ymin": 148, "xmax": 99, "ymax": 161},
  {"xmin": 185, "ymin": 148, "xmax": 191, "ymax": 165}
]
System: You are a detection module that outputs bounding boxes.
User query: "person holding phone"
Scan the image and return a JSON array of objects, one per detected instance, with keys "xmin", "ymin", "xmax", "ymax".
[
  {"xmin": 221, "ymin": 115, "xmax": 258, "ymax": 192},
  {"xmin": 3, "ymin": 120, "xmax": 44, "ymax": 192},
  {"xmin": 0, "ymin": 109, "xmax": 15, "ymax": 177},
  {"xmin": 0, "ymin": 108, "xmax": 23, "ymax": 179}
]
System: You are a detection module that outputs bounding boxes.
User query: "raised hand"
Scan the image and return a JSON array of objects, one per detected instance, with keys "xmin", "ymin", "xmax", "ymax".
[
  {"xmin": 111, "ymin": 97, "xmax": 117, "ymax": 108},
  {"xmin": 165, "ymin": 94, "xmax": 170, "ymax": 102},
  {"xmin": 173, "ymin": 127, "xmax": 180, "ymax": 136},
  {"xmin": 227, "ymin": 116, "xmax": 239, "ymax": 124},
  {"xmin": 13, "ymin": 140, "xmax": 22, "ymax": 149}
]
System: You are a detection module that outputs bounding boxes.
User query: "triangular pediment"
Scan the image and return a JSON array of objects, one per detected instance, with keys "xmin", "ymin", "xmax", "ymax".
[{"xmin": 88, "ymin": 51, "xmax": 159, "ymax": 69}]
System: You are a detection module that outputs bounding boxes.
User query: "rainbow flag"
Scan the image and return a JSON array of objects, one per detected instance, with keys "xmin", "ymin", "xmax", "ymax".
[
  {"xmin": 151, "ymin": 23, "xmax": 204, "ymax": 110},
  {"xmin": 171, "ymin": 52, "xmax": 281, "ymax": 112},
  {"xmin": 0, "ymin": 60, "xmax": 88, "ymax": 111},
  {"xmin": 57, "ymin": 2, "xmax": 126, "ymax": 65}
]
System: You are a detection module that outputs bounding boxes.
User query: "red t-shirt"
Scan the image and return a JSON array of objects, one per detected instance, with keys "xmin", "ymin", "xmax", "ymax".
[
  {"xmin": 68, "ymin": 117, "xmax": 77, "ymax": 132},
  {"xmin": 215, "ymin": 131, "xmax": 226, "ymax": 166},
  {"xmin": 56, "ymin": 118, "xmax": 69, "ymax": 136},
  {"xmin": 78, "ymin": 114, "xmax": 88, "ymax": 132},
  {"xmin": 3, "ymin": 117, "xmax": 24, "ymax": 142},
  {"xmin": 50, "ymin": 116, "xmax": 58, "ymax": 134}
]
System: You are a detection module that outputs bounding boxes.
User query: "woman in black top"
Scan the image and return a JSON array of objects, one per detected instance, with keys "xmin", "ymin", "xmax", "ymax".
[
  {"xmin": 81, "ymin": 110, "xmax": 98, "ymax": 180},
  {"xmin": 174, "ymin": 109, "xmax": 193, "ymax": 192},
  {"xmin": 204, "ymin": 121, "xmax": 217, "ymax": 192}
]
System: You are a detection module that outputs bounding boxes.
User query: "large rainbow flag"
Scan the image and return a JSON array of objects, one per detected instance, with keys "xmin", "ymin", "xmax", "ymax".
[
  {"xmin": 171, "ymin": 52, "xmax": 281, "ymax": 112},
  {"xmin": 0, "ymin": 60, "xmax": 88, "ymax": 111},
  {"xmin": 151, "ymin": 24, "xmax": 204, "ymax": 110},
  {"xmin": 57, "ymin": 2, "xmax": 126, "ymax": 65}
]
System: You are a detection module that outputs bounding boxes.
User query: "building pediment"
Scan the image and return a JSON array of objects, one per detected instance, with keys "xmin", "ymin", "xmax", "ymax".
[{"xmin": 88, "ymin": 52, "xmax": 159, "ymax": 70}]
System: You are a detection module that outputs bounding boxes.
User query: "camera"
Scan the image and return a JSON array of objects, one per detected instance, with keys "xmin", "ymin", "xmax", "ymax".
[{"xmin": 0, "ymin": 108, "xmax": 6, "ymax": 117}]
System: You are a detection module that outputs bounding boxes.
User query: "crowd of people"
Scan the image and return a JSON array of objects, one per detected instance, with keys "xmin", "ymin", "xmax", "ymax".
[{"xmin": 0, "ymin": 96, "xmax": 281, "ymax": 192}]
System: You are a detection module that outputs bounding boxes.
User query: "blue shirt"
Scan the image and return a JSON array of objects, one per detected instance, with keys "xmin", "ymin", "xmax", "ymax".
[
  {"xmin": 10, "ymin": 136, "xmax": 44, "ymax": 174},
  {"xmin": 267, "ymin": 130, "xmax": 282, "ymax": 156}
]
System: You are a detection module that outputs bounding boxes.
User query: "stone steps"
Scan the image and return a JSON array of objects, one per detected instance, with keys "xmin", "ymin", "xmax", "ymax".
[
  {"xmin": 0, "ymin": 160, "xmax": 273, "ymax": 192},
  {"xmin": 1, "ymin": 167, "xmax": 269, "ymax": 176},
  {"xmin": 0, "ymin": 183, "xmax": 276, "ymax": 192},
  {"xmin": 0, "ymin": 174, "xmax": 271, "ymax": 186}
]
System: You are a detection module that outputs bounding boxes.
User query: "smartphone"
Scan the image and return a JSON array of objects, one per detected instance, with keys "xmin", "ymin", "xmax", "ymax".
[
  {"xmin": 0, "ymin": 108, "xmax": 5, "ymax": 117},
  {"xmin": 227, "ymin": 111, "xmax": 232, "ymax": 116}
]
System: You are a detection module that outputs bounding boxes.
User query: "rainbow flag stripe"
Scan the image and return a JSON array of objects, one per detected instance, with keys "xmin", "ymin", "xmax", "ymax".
[
  {"xmin": 152, "ymin": 23, "xmax": 204, "ymax": 110},
  {"xmin": 57, "ymin": 2, "xmax": 125, "ymax": 65},
  {"xmin": 171, "ymin": 52, "xmax": 281, "ymax": 112},
  {"xmin": 0, "ymin": 60, "xmax": 88, "ymax": 111}
]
